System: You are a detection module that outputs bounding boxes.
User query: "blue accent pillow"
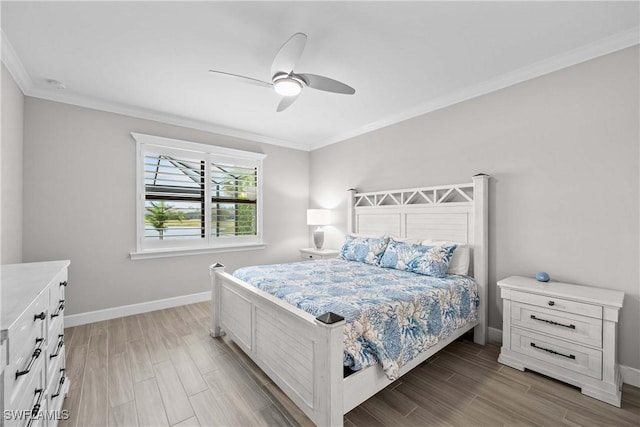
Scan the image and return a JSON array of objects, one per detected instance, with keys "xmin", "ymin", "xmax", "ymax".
[
  {"xmin": 339, "ymin": 236, "xmax": 390, "ymax": 265},
  {"xmin": 379, "ymin": 239, "xmax": 457, "ymax": 278}
]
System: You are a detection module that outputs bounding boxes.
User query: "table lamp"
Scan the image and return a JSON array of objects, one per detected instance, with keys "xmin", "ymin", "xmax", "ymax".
[{"xmin": 307, "ymin": 209, "xmax": 331, "ymax": 250}]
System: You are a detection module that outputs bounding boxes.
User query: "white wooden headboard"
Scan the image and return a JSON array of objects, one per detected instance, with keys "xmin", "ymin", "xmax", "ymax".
[{"xmin": 346, "ymin": 174, "xmax": 489, "ymax": 344}]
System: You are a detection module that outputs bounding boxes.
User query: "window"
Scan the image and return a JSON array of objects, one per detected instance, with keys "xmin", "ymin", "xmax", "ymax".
[{"xmin": 131, "ymin": 133, "xmax": 266, "ymax": 259}]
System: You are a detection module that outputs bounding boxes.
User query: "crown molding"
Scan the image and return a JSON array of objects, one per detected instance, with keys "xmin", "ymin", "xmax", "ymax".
[
  {"xmin": 0, "ymin": 29, "xmax": 33, "ymax": 93},
  {"xmin": 25, "ymin": 85, "xmax": 309, "ymax": 151},
  {"xmin": 309, "ymin": 26, "xmax": 640, "ymax": 151}
]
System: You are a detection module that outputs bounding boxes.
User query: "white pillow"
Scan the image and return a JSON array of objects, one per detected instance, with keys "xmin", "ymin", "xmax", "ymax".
[
  {"xmin": 349, "ymin": 233, "xmax": 424, "ymax": 244},
  {"xmin": 422, "ymin": 240, "xmax": 470, "ymax": 275},
  {"xmin": 349, "ymin": 232, "xmax": 386, "ymax": 238},
  {"xmin": 387, "ymin": 235, "xmax": 423, "ymax": 245}
]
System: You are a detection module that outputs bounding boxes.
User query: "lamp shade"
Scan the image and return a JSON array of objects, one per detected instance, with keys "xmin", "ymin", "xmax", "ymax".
[{"xmin": 307, "ymin": 209, "xmax": 331, "ymax": 226}]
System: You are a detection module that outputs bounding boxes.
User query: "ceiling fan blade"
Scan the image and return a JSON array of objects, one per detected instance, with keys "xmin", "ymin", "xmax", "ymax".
[
  {"xmin": 298, "ymin": 73, "xmax": 355, "ymax": 95},
  {"xmin": 271, "ymin": 33, "xmax": 307, "ymax": 77},
  {"xmin": 208, "ymin": 70, "xmax": 272, "ymax": 88},
  {"xmin": 276, "ymin": 94, "xmax": 300, "ymax": 112}
]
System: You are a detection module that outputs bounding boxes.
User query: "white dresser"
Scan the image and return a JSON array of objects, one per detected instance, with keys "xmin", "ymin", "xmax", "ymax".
[
  {"xmin": 497, "ymin": 275, "xmax": 624, "ymax": 406},
  {"xmin": 1, "ymin": 261, "xmax": 70, "ymax": 427}
]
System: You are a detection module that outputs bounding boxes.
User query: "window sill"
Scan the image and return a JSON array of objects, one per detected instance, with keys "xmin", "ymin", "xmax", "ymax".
[{"xmin": 130, "ymin": 243, "xmax": 267, "ymax": 260}]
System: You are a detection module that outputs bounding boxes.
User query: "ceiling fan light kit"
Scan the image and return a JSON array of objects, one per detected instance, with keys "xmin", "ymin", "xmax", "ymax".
[
  {"xmin": 209, "ymin": 32, "xmax": 355, "ymax": 111},
  {"xmin": 273, "ymin": 76, "xmax": 303, "ymax": 97}
]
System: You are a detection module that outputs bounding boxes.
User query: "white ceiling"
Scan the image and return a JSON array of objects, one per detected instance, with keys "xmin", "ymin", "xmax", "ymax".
[{"xmin": 2, "ymin": 1, "xmax": 638, "ymax": 151}]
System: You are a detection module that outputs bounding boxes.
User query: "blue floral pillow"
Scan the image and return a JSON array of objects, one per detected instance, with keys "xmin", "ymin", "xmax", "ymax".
[
  {"xmin": 379, "ymin": 239, "xmax": 457, "ymax": 278},
  {"xmin": 339, "ymin": 236, "xmax": 390, "ymax": 265}
]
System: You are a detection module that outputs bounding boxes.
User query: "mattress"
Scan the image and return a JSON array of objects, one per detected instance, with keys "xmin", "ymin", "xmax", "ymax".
[{"xmin": 233, "ymin": 258, "xmax": 479, "ymax": 380}]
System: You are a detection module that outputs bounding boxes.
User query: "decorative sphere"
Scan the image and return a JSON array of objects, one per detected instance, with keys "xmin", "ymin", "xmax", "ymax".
[{"xmin": 536, "ymin": 272, "xmax": 550, "ymax": 282}]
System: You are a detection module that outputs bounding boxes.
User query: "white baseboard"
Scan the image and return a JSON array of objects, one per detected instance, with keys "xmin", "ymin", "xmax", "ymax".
[
  {"xmin": 619, "ymin": 365, "xmax": 640, "ymax": 388},
  {"xmin": 488, "ymin": 326, "xmax": 503, "ymax": 344},
  {"xmin": 487, "ymin": 326, "xmax": 639, "ymax": 387},
  {"xmin": 65, "ymin": 291, "xmax": 211, "ymax": 327}
]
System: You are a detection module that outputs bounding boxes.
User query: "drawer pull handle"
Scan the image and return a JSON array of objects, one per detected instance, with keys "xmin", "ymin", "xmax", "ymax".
[
  {"xmin": 33, "ymin": 312, "xmax": 46, "ymax": 321},
  {"xmin": 26, "ymin": 388, "xmax": 44, "ymax": 427},
  {"xmin": 530, "ymin": 342, "xmax": 575, "ymax": 360},
  {"xmin": 60, "ymin": 280, "xmax": 68, "ymax": 287},
  {"xmin": 547, "ymin": 301, "xmax": 555, "ymax": 306},
  {"xmin": 51, "ymin": 299, "xmax": 66, "ymax": 318},
  {"xmin": 51, "ymin": 369, "xmax": 67, "ymax": 398},
  {"xmin": 16, "ymin": 338, "xmax": 45, "ymax": 379},
  {"xmin": 50, "ymin": 334, "xmax": 65, "ymax": 359},
  {"xmin": 530, "ymin": 315, "xmax": 576, "ymax": 329}
]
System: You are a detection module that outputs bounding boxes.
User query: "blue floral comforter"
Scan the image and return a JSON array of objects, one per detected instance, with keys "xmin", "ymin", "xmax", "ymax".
[{"xmin": 233, "ymin": 259, "xmax": 479, "ymax": 380}]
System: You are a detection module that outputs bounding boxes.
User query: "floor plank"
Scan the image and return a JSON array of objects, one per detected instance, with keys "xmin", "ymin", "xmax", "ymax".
[
  {"xmin": 89, "ymin": 320, "xmax": 109, "ymax": 338},
  {"xmin": 108, "ymin": 318, "xmax": 126, "ymax": 355},
  {"xmin": 127, "ymin": 339, "xmax": 154, "ymax": 383},
  {"xmin": 108, "ymin": 401, "xmax": 138, "ymax": 427},
  {"xmin": 168, "ymin": 346, "xmax": 208, "ymax": 396},
  {"xmin": 153, "ymin": 360, "xmax": 195, "ymax": 425},
  {"xmin": 76, "ymin": 343, "xmax": 109, "ymax": 426},
  {"xmin": 172, "ymin": 416, "xmax": 200, "ymax": 427},
  {"xmin": 123, "ymin": 315, "xmax": 144, "ymax": 342},
  {"xmin": 134, "ymin": 378, "xmax": 170, "ymax": 427},
  {"xmin": 181, "ymin": 333, "xmax": 218, "ymax": 374},
  {"xmin": 108, "ymin": 352, "xmax": 135, "ymax": 408}
]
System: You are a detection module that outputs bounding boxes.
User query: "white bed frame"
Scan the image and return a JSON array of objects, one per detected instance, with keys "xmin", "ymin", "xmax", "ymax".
[{"xmin": 209, "ymin": 175, "xmax": 489, "ymax": 426}]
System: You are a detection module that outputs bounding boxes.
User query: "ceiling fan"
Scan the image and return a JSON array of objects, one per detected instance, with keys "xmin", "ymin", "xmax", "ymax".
[{"xmin": 209, "ymin": 33, "xmax": 355, "ymax": 112}]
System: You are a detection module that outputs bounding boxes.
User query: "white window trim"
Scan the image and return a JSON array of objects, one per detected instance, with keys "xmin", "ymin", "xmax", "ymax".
[{"xmin": 130, "ymin": 132, "xmax": 267, "ymax": 260}]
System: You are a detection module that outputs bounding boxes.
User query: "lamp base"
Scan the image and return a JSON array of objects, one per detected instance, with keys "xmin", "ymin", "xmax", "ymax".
[{"xmin": 313, "ymin": 230, "xmax": 325, "ymax": 250}]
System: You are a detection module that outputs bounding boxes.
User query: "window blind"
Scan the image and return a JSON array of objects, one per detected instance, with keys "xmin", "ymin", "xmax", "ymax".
[
  {"xmin": 144, "ymin": 153, "xmax": 205, "ymax": 240},
  {"xmin": 210, "ymin": 163, "xmax": 257, "ymax": 237}
]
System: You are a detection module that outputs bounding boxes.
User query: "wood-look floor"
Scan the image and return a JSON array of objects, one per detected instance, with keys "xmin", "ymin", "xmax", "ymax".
[{"xmin": 60, "ymin": 302, "xmax": 639, "ymax": 427}]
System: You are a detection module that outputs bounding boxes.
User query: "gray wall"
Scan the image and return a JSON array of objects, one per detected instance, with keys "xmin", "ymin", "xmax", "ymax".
[
  {"xmin": 309, "ymin": 47, "xmax": 640, "ymax": 369},
  {"xmin": 23, "ymin": 98, "xmax": 309, "ymax": 315},
  {"xmin": 1, "ymin": 64, "xmax": 24, "ymax": 264}
]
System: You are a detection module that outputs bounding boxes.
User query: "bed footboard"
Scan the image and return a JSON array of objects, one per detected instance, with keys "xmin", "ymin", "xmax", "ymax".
[{"xmin": 210, "ymin": 263, "xmax": 345, "ymax": 427}]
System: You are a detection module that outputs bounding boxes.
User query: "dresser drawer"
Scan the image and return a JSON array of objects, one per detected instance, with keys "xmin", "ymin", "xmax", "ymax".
[
  {"xmin": 47, "ymin": 347, "xmax": 67, "ymax": 415},
  {"xmin": 510, "ymin": 290, "xmax": 602, "ymax": 319},
  {"xmin": 48, "ymin": 271, "xmax": 67, "ymax": 326},
  {"xmin": 47, "ymin": 328, "xmax": 65, "ymax": 372},
  {"xmin": 511, "ymin": 301, "xmax": 602, "ymax": 348},
  {"xmin": 5, "ymin": 337, "xmax": 46, "ymax": 410},
  {"xmin": 5, "ymin": 358, "xmax": 46, "ymax": 427},
  {"xmin": 511, "ymin": 327, "xmax": 602, "ymax": 380},
  {"xmin": 7, "ymin": 292, "xmax": 48, "ymax": 367}
]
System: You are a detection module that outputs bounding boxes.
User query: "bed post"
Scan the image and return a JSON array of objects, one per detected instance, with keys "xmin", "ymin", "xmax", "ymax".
[
  {"xmin": 347, "ymin": 188, "xmax": 356, "ymax": 234},
  {"xmin": 472, "ymin": 174, "xmax": 489, "ymax": 345},
  {"xmin": 315, "ymin": 312, "xmax": 346, "ymax": 427},
  {"xmin": 209, "ymin": 262, "xmax": 225, "ymax": 338}
]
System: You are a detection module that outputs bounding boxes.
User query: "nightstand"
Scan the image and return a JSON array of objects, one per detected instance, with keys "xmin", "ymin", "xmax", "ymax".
[
  {"xmin": 497, "ymin": 275, "xmax": 624, "ymax": 406},
  {"xmin": 299, "ymin": 248, "xmax": 339, "ymax": 260}
]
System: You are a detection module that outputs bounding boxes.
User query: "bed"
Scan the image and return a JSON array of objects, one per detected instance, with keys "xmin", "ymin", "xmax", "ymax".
[{"xmin": 209, "ymin": 175, "xmax": 489, "ymax": 426}]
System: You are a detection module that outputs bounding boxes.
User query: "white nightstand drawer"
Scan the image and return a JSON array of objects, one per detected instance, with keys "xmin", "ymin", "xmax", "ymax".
[
  {"xmin": 299, "ymin": 248, "xmax": 339, "ymax": 260},
  {"xmin": 511, "ymin": 302, "xmax": 602, "ymax": 348},
  {"xmin": 510, "ymin": 290, "xmax": 602, "ymax": 319},
  {"xmin": 511, "ymin": 328, "xmax": 602, "ymax": 380}
]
